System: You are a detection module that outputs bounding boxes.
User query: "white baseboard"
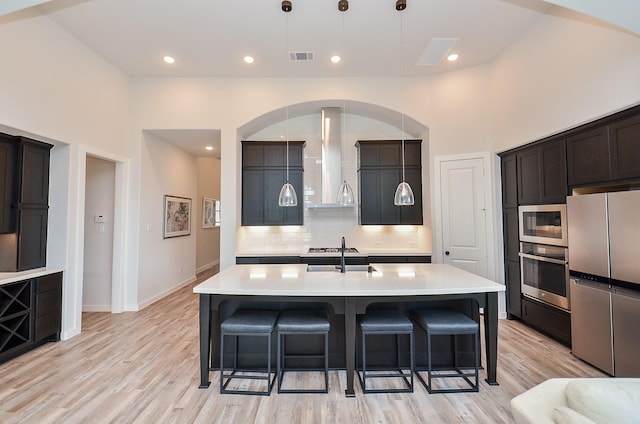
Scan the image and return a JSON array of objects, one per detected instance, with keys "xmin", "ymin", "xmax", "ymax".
[
  {"xmin": 197, "ymin": 260, "xmax": 219, "ymax": 274},
  {"xmin": 61, "ymin": 327, "xmax": 81, "ymax": 340},
  {"xmin": 82, "ymin": 304, "xmax": 112, "ymax": 312},
  {"xmin": 134, "ymin": 275, "xmax": 197, "ymax": 311}
]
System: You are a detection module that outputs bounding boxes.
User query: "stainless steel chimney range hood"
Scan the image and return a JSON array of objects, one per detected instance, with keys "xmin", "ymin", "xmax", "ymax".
[{"xmin": 307, "ymin": 107, "xmax": 356, "ymax": 209}]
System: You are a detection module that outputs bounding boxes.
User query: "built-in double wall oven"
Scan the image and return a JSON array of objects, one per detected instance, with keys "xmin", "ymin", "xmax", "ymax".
[{"xmin": 518, "ymin": 204, "xmax": 570, "ymax": 310}]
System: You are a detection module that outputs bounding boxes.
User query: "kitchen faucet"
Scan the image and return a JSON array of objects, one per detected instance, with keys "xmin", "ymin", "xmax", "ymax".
[{"xmin": 340, "ymin": 237, "xmax": 346, "ymax": 273}]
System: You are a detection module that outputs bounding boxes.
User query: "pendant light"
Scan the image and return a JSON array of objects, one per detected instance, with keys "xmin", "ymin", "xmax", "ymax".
[
  {"xmin": 278, "ymin": 4, "xmax": 298, "ymax": 207},
  {"xmin": 335, "ymin": 6, "xmax": 354, "ymax": 206},
  {"xmin": 393, "ymin": 5, "xmax": 415, "ymax": 206}
]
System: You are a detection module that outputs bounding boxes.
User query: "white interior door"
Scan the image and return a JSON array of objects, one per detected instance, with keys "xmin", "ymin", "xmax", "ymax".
[{"xmin": 439, "ymin": 158, "xmax": 488, "ymax": 277}]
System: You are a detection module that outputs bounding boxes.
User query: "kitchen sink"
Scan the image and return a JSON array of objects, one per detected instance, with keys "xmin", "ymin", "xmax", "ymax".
[{"xmin": 306, "ymin": 264, "xmax": 376, "ymax": 273}]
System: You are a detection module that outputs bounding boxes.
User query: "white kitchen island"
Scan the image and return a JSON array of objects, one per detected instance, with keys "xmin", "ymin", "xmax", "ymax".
[{"xmin": 193, "ymin": 263, "xmax": 505, "ymax": 396}]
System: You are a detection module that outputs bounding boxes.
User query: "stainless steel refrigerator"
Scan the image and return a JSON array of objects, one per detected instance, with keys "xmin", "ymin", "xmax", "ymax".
[{"xmin": 567, "ymin": 190, "xmax": 640, "ymax": 376}]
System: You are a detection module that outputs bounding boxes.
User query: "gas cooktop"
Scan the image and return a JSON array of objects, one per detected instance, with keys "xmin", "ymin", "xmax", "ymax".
[{"xmin": 308, "ymin": 247, "xmax": 359, "ymax": 254}]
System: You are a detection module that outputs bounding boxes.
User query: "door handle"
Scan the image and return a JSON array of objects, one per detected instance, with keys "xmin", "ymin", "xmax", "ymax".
[{"xmin": 445, "ymin": 251, "xmax": 450, "ymax": 256}]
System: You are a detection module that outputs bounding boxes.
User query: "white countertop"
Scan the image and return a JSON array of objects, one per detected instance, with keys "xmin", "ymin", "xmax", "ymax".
[
  {"xmin": 0, "ymin": 267, "xmax": 64, "ymax": 287},
  {"xmin": 193, "ymin": 263, "xmax": 504, "ymax": 296}
]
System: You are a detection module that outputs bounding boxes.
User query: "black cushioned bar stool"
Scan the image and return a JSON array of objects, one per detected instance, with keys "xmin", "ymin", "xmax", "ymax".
[
  {"xmin": 410, "ymin": 309, "xmax": 479, "ymax": 394},
  {"xmin": 220, "ymin": 310, "xmax": 279, "ymax": 396},
  {"xmin": 276, "ymin": 309, "xmax": 330, "ymax": 394},
  {"xmin": 357, "ymin": 309, "xmax": 414, "ymax": 393}
]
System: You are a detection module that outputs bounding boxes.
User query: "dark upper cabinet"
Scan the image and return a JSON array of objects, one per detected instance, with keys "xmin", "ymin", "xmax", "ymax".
[
  {"xmin": 539, "ymin": 139, "xmax": 567, "ymax": 203},
  {"xmin": 20, "ymin": 139, "xmax": 51, "ymax": 206},
  {"xmin": 0, "ymin": 134, "xmax": 17, "ymax": 234},
  {"xmin": 0, "ymin": 135, "xmax": 52, "ymax": 271},
  {"xmin": 609, "ymin": 113, "xmax": 640, "ymax": 181},
  {"xmin": 517, "ymin": 148, "xmax": 540, "ymax": 205},
  {"xmin": 242, "ymin": 141, "xmax": 303, "ymax": 168},
  {"xmin": 17, "ymin": 208, "xmax": 48, "ymax": 271},
  {"xmin": 501, "ymin": 153, "xmax": 517, "ymax": 209},
  {"xmin": 517, "ymin": 138, "xmax": 567, "ymax": 205},
  {"xmin": 566, "ymin": 126, "xmax": 610, "ymax": 187},
  {"xmin": 356, "ymin": 140, "xmax": 423, "ymax": 225},
  {"xmin": 241, "ymin": 141, "xmax": 304, "ymax": 226}
]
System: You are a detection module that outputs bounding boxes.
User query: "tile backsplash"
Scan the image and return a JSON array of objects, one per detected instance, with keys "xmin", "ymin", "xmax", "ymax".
[{"xmin": 237, "ymin": 208, "xmax": 431, "ymax": 254}]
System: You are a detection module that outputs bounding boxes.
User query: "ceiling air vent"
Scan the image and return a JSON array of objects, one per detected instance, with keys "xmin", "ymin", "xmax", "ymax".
[{"xmin": 289, "ymin": 51, "xmax": 315, "ymax": 61}]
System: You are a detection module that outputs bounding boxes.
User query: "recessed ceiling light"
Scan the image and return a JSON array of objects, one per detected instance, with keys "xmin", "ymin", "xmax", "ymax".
[
  {"xmin": 163, "ymin": 56, "xmax": 175, "ymax": 64},
  {"xmin": 205, "ymin": 146, "xmax": 214, "ymax": 151},
  {"xmin": 447, "ymin": 53, "xmax": 459, "ymax": 62},
  {"xmin": 330, "ymin": 55, "xmax": 341, "ymax": 64},
  {"xmin": 244, "ymin": 56, "xmax": 255, "ymax": 64}
]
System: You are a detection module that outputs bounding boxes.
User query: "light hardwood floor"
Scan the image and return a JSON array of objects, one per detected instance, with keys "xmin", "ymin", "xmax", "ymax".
[{"xmin": 0, "ymin": 269, "xmax": 606, "ymax": 423}]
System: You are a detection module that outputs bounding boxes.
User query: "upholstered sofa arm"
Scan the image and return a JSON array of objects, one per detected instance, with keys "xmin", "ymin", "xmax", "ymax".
[{"xmin": 511, "ymin": 378, "xmax": 574, "ymax": 424}]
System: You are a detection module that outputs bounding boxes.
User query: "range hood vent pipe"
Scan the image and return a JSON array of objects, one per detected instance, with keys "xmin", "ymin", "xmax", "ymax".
[{"xmin": 308, "ymin": 107, "xmax": 355, "ymax": 208}]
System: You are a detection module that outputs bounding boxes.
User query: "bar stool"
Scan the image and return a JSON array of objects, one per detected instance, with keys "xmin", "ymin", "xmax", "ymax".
[
  {"xmin": 357, "ymin": 309, "xmax": 414, "ymax": 393},
  {"xmin": 276, "ymin": 309, "xmax": 330, "ymax": 394},
  {"xmin": 410, "ymin": 309, "xmax": 479, "ymax": 394},
  {"xmin": 220, "ymin": 309, "xmax": 279, "ymax": 395}
]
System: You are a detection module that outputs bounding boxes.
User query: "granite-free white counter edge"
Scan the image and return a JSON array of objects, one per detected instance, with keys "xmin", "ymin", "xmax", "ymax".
[
  {"xmin": 194, "ymin": 263, "xmax": 504, "ymax": 297},
  {"xmin": 0, "ymin": 267, "xmax": 64, "ymax": 287}
]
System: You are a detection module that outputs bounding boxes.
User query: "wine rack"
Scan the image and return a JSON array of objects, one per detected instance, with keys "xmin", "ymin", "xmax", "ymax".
[{"xmin": 0, "ymin": 280, "xmax": 32, "ymax": 355}]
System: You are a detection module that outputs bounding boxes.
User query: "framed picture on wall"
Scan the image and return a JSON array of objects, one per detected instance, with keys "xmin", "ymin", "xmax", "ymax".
[
  {"xmin": 202, "ymin": 197, "xmax": 215, "ymax": 228},
  {"xmin": 163, "ymin": 195, "xmax": 191, "ymax": 238}
]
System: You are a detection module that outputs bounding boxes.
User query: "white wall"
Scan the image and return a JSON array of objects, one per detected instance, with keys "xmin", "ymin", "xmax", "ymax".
[
  {"xmin": 130, "ymin": 74, "xmax": 495, "ymax": 268},
  {"xmin": 196, "ymin": 157, "xmax": 221, "ymax": 272},
  {"xmin": 491, "ymin": 8, "xmax": 640, "ymax": 152},
  {"xmin": 83, "ymin": 156, "xmax": 115, "ymax": 311},
  {"xmin": 0, "ymin": 9, "xmax": 130, "ymax": 338},
  {"xmin": 1, "ymin": 6, "xmax": 640, "ymax": 337},
  {"xmin": 137, "ymin": 132, "xmax": 197, "ymax": 309}
]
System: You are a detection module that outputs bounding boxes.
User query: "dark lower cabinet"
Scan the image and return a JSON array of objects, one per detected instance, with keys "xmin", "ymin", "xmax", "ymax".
[
  {"xmin": 302, "ymin": 256, "xmax": 369, "ymax": 266},
  {"xmin": 33, "ymin": 272, "xmax": 63, "ymax": 342},
  {"xmin": 521, "ymin": 297, "xmax": 571, "ymax": 346},
  {"xmin": 505, "ymin": 260, "xmax": 522, "ymax": 319},
  {"xmin": 236, "ymin": 255, "xmax": 432, "ymax": 265},
  {"xmin": 367, "ymin": 255, "xmax": 431, "ymax": 263},
  {"xmin": 0, "ymin": 271, "xmax": 62, "ymax": 364},
  {"xmin": 236, "ymin": 256, "xmax": 302, "ymax": 264}
]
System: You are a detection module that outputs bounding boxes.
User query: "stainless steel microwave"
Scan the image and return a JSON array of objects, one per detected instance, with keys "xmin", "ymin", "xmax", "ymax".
[{"xmin": 518, "ymin": 204, "xmax": 568, "ymax": 247}]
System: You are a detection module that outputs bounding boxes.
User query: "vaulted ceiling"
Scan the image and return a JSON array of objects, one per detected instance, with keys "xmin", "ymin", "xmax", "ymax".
[{"xmin": 3, "ymin": 0, "xmax": 635, "ymax": 79}]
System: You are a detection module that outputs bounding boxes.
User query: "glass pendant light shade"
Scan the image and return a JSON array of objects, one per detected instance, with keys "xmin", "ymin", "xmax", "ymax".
[
  {"xmin": 278, "ymin": 181, "xmax": 298, "ymax": 207},
  {"xmin": 394, "ymin": 181, "xmax": 415, "ymax": 206},
  {"xmin": 336, "ymin": 180, "xmax": 355, "ymax": 205}
]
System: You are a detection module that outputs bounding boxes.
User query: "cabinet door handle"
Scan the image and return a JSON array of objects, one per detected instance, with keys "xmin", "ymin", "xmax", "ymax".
[{"xmin": 445, "ymin": 251, "xmax": 450, "ymax": 256}]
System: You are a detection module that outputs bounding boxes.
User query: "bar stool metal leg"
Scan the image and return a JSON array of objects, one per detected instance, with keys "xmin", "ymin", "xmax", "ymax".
[
  {"xmin": 357, "ymin": 309, "xmax": 414, "ymax": 394},
  {"xmin": 277, "ymin": 310, "xmax": 330, "ymax": 394},
  {"xmin": 411, "ymin": 309, "xmax": 480, "ymax": 394},
  {"xmin": 219, "ymin": 310, "xmax": 279, "ymax": 396}
]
